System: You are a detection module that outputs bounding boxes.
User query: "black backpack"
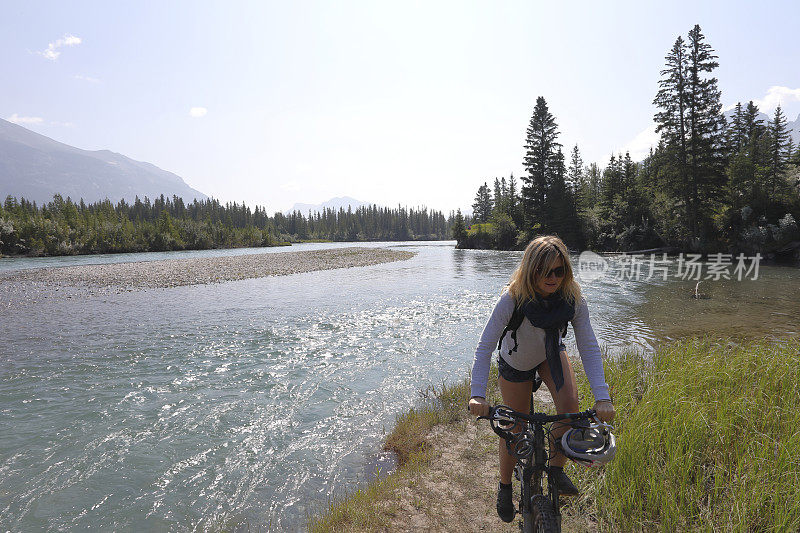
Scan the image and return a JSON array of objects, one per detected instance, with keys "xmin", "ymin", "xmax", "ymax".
[{"xmin": 497, "ymin": 302, "xmax": 570, "ymax": 393}]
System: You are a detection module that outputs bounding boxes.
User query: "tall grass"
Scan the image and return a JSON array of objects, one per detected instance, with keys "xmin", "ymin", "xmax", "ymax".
[
  {"xmin": 383, "ymin": 377, "xmax": 470, "ymax": 466},
  {"xmin": 573, "ymin": 336, "xmax": 800, "ymax": 531}
]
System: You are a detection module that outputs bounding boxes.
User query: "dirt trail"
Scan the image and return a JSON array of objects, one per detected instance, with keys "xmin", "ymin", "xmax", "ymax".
[{"xmin": 375, "ymin": 390, "xmax": 597, "ymax": 532}]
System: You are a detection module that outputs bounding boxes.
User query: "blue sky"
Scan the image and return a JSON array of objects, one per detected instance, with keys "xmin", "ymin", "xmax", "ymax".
[{"xmin": 3, "ymin": 1, "xmax": 800, "ymax": 213}]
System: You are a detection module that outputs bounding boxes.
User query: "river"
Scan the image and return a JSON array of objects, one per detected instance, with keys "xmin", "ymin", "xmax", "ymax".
[{"xmin": 1, "ymin": 242, "xmax": 798, "ymax": 531}]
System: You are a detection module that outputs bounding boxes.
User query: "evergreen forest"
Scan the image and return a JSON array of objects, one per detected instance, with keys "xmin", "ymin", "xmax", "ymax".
[
  {"xmin": 457, "ymin": 25, "xmax": 800, "ymax": 256},
  {"xmin": 0, "ymin": 194, "xmax": 450, "ymax": 256}
]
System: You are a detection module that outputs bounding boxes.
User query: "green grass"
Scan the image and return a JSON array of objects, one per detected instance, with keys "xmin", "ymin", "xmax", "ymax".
[
  {"xmin": 569, "ymin": 335, "xmax": 800, "ymax": 532},
  {"xmin": 305, "ymin": 453, "xmax": 420, "ymax": 532},
  {"xmin": 381, "ymin": 365, "xmax": 505, "ymax": 467}
]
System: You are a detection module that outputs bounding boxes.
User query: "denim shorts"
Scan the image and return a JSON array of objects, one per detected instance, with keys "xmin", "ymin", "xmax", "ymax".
[{"xmin": 498, "ymin": 342, "xmax": 566, "ymax": 383}]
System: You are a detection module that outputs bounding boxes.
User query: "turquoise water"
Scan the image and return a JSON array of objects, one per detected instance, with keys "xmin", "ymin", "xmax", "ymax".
[{"xmin": 1, "ymin": 242, "xmax": 797, "ymax": 531}]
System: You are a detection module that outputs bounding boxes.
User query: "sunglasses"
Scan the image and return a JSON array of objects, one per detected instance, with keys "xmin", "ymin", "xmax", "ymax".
[{"xmin": 540, "ymin": 265, "xmax": 565, "ymax": 278}]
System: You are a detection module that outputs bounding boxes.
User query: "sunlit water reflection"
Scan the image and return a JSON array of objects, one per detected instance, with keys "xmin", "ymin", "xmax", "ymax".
[{"xmin": 1, "ymin": 242, "xmax": 798, "ymax": 530}]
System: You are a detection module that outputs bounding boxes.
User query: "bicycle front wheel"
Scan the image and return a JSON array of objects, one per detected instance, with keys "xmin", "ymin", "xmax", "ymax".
[{"xmin": 531, "ymin": 495, "xmax": 559, "ymax": 533}]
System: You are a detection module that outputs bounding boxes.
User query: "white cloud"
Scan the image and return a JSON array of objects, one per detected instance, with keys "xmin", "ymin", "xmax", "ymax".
[
  {"xmin": 6, "ymin": 113, "xmax": 44, "ymax": 125},
  {"xmin": 73, "ymin": 74, "xmax": 100, "ymax": 83},
  {"xmin": 619, "ymin": 123, "xmax": 659, "ymax": 162},
  {"xmin": 40, "ymin": 34, "xmax": 82, "ymax": 61},
  {"xmin": 189, "ymin": 107, "xmax": 208, "ymax": 118},
  {"xmin": 753, "ymin": 86, "xmax": 800, "ymax": 113}
]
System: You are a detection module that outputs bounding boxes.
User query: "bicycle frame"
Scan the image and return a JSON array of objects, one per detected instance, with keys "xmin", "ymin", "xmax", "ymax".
[
  {"xmin": 511, "ymin": 408, "xmax": 562, "ymax": 527},
  {"xmin": 479, "ymin": 402, "xmax": 596, "ymax": 531}
]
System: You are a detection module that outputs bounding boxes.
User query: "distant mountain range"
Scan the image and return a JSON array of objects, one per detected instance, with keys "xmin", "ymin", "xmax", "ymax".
[
  {"xmin": 286, "ymin": 196, "xmax": 372, "ymax": 215},
  {"xmin": 0, "ymin": 119, "xmax": 207, "ymax": 205}
]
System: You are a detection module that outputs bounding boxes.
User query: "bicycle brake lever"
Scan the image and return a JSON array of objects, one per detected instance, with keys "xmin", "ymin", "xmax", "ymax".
[{"xmin": 590, "ymin": 414, "xmax": 615, "ymax": 432}]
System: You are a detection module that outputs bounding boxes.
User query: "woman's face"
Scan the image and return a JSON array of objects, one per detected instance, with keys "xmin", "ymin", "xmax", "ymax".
[{"xmin": 535, "ymin": 256, "xmax": 565, "ymax": 296}]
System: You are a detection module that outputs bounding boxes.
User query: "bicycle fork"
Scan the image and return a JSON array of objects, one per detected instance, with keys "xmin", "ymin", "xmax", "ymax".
[{"xmin": 514, "ymin": 423, "xmax": 563, "ymax": 525}]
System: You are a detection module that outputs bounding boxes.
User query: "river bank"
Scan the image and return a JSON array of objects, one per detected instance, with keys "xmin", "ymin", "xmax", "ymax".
[
  {"xmin": 309, "ymin": 336, "xmax": 800, "ymax": 532},
  {"xmin": 0, "ymin": 247, "xmax": 415, "ymax": 307}
]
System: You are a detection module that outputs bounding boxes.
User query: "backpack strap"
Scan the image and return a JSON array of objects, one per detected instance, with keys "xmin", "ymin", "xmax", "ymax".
[
  {"xmin": 498, "ymin": 300, "xmax": 570, "ymax": 394},
  {"xmin": 498, "ymin": 303, "xmax": 571, "ymax": 356},
  {"xmin": 498, "ymin": 302, "xmax": 526, "ymax": 356}
]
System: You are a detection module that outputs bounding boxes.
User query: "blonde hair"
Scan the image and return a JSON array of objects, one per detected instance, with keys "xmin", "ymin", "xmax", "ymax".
[{"xmin": 507, "ymin": 235, "xmax": 582, "ymax": 306}]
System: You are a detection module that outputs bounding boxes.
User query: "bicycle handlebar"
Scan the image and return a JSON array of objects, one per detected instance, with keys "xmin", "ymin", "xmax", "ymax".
[
  {"xmin": 475, "ymin": 404, "xmax": 599, "ymax": 460},
  {"xmin": 478, "ymin": 404, "xmax": 597, "ymax": 425}
]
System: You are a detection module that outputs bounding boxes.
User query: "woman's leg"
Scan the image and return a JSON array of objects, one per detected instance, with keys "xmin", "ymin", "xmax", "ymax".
[
  {"xmin": 497, "ymin": 375, "xmax": 534, "ymax": 484},
  {"xmin": 537, "ymin": 348, "xmax": 579, "ymax": 468}
]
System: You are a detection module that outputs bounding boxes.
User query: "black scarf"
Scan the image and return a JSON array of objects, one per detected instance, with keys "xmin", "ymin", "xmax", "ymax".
[{"xmin": 522, "ymin": 291, "xmax": 575, "ymax": 392}]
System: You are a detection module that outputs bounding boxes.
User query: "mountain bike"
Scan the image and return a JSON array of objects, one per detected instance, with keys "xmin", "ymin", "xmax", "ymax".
[{"xmin": 477, "ymin": 401, "xmax": 597, "ymax": 533}]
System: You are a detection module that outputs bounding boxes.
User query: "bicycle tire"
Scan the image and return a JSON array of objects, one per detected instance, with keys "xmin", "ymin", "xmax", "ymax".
[
  {"xmin": 520, "ymin": 472, "xmax": 534, "ymax": 533},
  {"xmin": 531, "ymin": 495, "xmax": 559, "ymax": 533}
]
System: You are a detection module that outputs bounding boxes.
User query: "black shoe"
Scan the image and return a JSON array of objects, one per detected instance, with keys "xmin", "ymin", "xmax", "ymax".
[
  {"xmin": 551, "ymin": 467, "xmax": 579, "ymax": 496},
  {"xmin": 496, "ymin": 483, "xmax": 515, "ymax": 522}
]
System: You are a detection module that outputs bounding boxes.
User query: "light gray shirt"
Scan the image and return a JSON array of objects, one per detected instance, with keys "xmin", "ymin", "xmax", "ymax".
[{"xmin": 470, "ymin": 290, "xmax": 611, "ymax": 401}]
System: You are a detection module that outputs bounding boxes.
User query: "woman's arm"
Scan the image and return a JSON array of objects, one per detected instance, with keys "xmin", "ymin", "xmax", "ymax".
[
  {"xmin": 470, "ymin": 290, "xmax": 514, "ymax": 399},
  {"xmin": 571, "ymin": 295, "xmax": 612, "ymax": 402}
]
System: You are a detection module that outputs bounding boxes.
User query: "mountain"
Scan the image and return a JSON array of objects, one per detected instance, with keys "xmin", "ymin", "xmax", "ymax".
[
  {"xmin": 286, "ymin": 196, "xmax": 372, "ymax": 215},
  {"xmin": 0, "ymin": 119, "xmax": 207, "ymax": 205},
  {"xmin": 723, "ymin": 108, "xmax": 800, "ymax": 146}
]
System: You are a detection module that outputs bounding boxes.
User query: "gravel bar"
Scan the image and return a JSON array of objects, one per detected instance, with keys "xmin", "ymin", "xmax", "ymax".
[{"xmin": 0, "ymin": 247, "xmax": 416, "ymax": 291}]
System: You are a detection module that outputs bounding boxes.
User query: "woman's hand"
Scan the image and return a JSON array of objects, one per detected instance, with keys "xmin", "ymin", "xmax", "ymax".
[
  {"xmin": 468, "ymin": 396, "xmax": 490, "ymax": 417},
  {"xmin": 593, "ymin": 400, "xmax": 615, "ymax": 423}
]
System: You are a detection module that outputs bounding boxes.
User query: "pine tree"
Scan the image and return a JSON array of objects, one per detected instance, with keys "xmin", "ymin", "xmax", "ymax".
[
  {"xmin": 493, "ymin": 178, "xmax": 503, "ymax": 215},
  {"xmin": 492, "ymin": 177, "xmax": 512, "ymax": 219},
  {"xmin": 547, "ymin": 148, "xmax": 582, "ymax": 248},
  {"xmin": 685, "ymin": 24, "xmax": 726, "ymax": 245},
  {"xmin": 567, "ymin": 145, "xmax": 584, "ymax": 194},
  {"xmin": 624, "ymin": 152, "xmax": 651, "ymax": 233},
  {"xmin": 767, "ymin": 105, "xmax": 791, "ymax": 196},
  {"xmin": 452, "ymin": 209, "xmax": 467, "ymax": 243},
  {"xmin": 472, "ymin": 182, "xmax": 493, "ymax": 223},
  {"xmin": 522, "ymin": 97, "xmax": 561, "ymax": 232},
  {"xmin": 743, "ymin": 101, "xmax": 765, "ymax": 140},
  {"xmin": 729, "ymin": 101, "xmax": 772, "ymax": 215},
  {"xmin": 744, "ymin": 101, "xmax": 768, "ymax": 170},
  {"xmin": 726, "ymin": 102, "xmax": 746, "ymax": 155},
  {"xmin": 653, "ymin": 35, "xmax": 691, "ymax": 246},
  {"xmin": 585, "ymin": 163, "xmax": 602, "ymax": 210},
  {"xmin": 508, "ymin": 173, "xmax": 520, "ymax": 225},
  {"xmin": 600, "ymin": 154, "xmax": 622, "ymax": 215},
  {"xmin": 622, "ymin": 152, "xmax": 636, "ymax": 194}
]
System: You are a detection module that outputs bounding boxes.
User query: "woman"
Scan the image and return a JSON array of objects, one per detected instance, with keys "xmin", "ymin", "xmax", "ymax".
[{"xmin": 468, "ymin": 235, "xmax": 615, "ymax": 523}]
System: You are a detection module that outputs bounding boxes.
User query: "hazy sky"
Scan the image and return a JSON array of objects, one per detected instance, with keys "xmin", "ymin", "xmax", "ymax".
[{"xmin": 3, "ymin": 1, "xmax": 800, "ymax": 213}]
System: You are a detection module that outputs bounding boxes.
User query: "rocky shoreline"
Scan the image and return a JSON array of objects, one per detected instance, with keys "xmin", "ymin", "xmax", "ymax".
[{"xmin": 0, "ymin": 247, "xmax": 415, "ymax": 306}]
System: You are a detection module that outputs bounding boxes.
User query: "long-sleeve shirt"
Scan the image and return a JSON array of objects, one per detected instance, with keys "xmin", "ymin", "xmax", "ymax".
[{"xmin": 470, "ymin": 290, "xmax": 611, "ymax": 401}]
